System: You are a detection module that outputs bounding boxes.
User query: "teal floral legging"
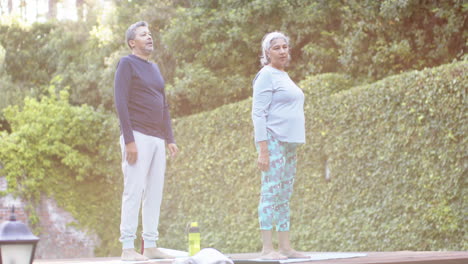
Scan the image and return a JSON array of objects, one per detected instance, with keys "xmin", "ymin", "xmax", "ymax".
[{"xmin": 257, "ymin": 133, "xmax": 299, "ymax": 231}]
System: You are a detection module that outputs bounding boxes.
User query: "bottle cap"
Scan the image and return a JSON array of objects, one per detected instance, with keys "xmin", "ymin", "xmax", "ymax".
[{"xmin": 191, "ymin": 222, "xmax": 198, "ymax": 227}]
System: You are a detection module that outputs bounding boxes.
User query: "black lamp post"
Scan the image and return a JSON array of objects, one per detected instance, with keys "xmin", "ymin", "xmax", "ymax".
[{"xmin": 0, "ymin": 207, "xmax": 39, "ymax": 264}]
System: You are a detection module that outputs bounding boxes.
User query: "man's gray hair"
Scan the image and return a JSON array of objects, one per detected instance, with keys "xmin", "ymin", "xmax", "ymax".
[
  {"xmin": 260, "ymin": 31, "xmax": 290, "ymax": 66},
  {"xmin": 125, "ymin": 21, "xmax": 149, "ymax": 49}
]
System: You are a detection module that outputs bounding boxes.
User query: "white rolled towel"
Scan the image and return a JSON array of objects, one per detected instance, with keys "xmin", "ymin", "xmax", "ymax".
[{"xmin": 172, "ymin": 248, "xmax": 234, "ymax": 264}]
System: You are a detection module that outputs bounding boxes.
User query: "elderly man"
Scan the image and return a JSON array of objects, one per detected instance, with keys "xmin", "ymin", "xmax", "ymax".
[{"xmin": 114, "ymin": 21, "xmax": 179, "ymax": 261}]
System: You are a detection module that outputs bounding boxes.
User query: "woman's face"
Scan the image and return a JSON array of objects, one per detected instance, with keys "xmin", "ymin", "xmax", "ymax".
[{"xmin": 267, "ymin": 38, "xmax": 289, "ymax": 71}]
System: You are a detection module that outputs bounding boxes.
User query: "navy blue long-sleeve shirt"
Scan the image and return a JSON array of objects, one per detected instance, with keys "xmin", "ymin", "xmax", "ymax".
[{"xmin": 114, "ymin": 54, "xmax": 175, "ymax": 145}]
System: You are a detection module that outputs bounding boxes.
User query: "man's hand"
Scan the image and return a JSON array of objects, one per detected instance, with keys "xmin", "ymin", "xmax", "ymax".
[
  {"xmin": 125, "ymin": 142, "xmax": 138, "ymax": 165},
  {"xmin": 168, "ymin": 143, "xmax": 179, "ymax": 158}
]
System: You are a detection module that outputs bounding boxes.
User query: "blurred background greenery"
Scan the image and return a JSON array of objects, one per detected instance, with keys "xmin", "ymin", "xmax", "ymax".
[{"xmin": 0, "ymin": 0, "xmax": 466, "ymax": 257}]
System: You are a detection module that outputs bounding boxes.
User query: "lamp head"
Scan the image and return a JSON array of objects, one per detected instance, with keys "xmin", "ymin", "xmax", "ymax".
[{"xmin": 0, "ymin": 206, "xmax": 39, "ymax": 264}]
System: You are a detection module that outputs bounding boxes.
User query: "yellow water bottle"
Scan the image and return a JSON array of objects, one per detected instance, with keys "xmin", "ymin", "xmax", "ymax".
[{"xmin": 188, "ymin": 222, "xmax": 201, "ymax": 256}]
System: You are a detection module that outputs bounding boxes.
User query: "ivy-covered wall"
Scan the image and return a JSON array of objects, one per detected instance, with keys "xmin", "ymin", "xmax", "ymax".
[{"xmin": 159, "ymin": 61, "xmax": 467, "ymax": 253}]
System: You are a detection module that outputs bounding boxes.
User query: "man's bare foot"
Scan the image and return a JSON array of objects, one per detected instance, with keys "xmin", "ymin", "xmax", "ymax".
[
  {"xmin": 121, "ymin": 248, "xmax": 149, "ymax": 261},
  {"xmin": 279, "ymin": 249, "xmax": 310, "ymax": 259},
  {"xmin": 260, "ymin": 250, "xmax": 288, "ymax": 260},
  {"xmin": 143, "ymin": 247, "xmax": 175, "ymax": 259}
]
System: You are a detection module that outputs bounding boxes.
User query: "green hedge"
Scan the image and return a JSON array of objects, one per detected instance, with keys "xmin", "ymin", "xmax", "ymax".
[
  {"xmin": 294, "ymin": 61, "xmax": 467, "ymax": 251},
  {"xmin": 159, "ymin": 61, "xmax": 467, "ymax": 253}
]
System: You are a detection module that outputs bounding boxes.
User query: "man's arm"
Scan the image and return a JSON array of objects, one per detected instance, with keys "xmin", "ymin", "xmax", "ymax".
[
  {"xmin": 162, "ymin": 97, "xmax": 178, "ymax": 158},
  {"xmin": 114, "ymin": 58, "xmax": 138, "ymax": 164},
  {"xmin": 114, "ymin": 58, "xmax": 134, "ymax": 144}
]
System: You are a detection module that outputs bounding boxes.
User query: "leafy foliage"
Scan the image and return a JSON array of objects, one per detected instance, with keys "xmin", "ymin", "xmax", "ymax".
[
  {"xmin": 0, "ymin": 85, "xmax": 122, "ymax": 255},
  {"xmin": 0, "ymin": 22, "xmax": 57, "ymax": 85},
  {"xmin": 161, "ymin": 0, "xmax": 466, "ymax": 115},
  {"xmin": 0, "ymin": 1, "xmax": 465, "ymax": 118},
  {"xmin": 166, "ymin": 63, "xmax": 248, "ymax": 116},
  {"xmin": 337, "ymin": 0, "xmax": 467, "ymax": 79},
  {"xmin": 161, "ymin": 0, "xmax": 345, "ymax": 116},
  {"xmin": 0, "ymin": 21, "xmax": 114, "ymax": 111}
]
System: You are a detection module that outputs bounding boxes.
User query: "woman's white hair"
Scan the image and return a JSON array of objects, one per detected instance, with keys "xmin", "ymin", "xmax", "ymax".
[{"xmin": 260, "ymin": 31, "xmax": 290, "ymax": 66}]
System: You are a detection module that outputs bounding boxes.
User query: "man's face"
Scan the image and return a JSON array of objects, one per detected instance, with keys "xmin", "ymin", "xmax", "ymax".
[{"xmin": 129, "ymin": 26, "xmax": 153, "ymax": 54}]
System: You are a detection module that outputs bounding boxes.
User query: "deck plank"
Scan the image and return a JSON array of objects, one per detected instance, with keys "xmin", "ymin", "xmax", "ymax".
[{"xmin": 34, "ymin": 251, "xmax": 468, "ymax": 264}]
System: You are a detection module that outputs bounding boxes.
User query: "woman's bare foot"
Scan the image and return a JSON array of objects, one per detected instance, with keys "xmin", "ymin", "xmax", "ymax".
[
  {"xmin": 279, "ymin": 249, "xmax": 310, "ymax": 259},
  {"xmin": 260, "ymin": 250, "xmax": 288, "ymax": 260}
]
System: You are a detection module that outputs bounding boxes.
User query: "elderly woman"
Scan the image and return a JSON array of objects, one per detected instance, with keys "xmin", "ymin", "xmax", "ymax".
[{"xmin": 251, "ymin": 32, "xmax": 309, "ymax": 260}]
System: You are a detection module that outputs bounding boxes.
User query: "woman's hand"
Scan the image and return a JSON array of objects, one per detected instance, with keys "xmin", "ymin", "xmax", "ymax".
[
  {"xmin": 257, "ymin": 141, "xmax": 269, "ymax": 171},
  {"xmin": 258, "ymin": 151, "xmax": 270, "ymax": 171}
]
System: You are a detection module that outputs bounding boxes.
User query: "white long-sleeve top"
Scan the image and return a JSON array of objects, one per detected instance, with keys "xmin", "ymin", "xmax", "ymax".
[{"xmin": 252, "ymin": 65, "xmax": 305, "ymax": 143}]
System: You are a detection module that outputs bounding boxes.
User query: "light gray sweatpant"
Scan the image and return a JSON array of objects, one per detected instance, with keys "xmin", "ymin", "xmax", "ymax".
[{"xmin": 119, "ymin": 131, "xmax": 166, "ymax": 249}]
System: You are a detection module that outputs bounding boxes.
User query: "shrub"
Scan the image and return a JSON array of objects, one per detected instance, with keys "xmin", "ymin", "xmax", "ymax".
[
  {"xmin": 0, "ymin": 86, "xmax": 122, "ymax": 256},
  {"xmin": 166, "ymin": 63, "xmax": 249, "ymax": 116}
]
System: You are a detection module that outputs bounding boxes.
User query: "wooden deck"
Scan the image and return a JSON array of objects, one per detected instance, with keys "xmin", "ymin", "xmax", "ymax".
[
  {"xmin": 228, "ymin": 251, "xmax": 468, "ymax": 264},
  {"xmin": 34, "ymin": 251, "xmax": 468, "ymax": 264}
]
